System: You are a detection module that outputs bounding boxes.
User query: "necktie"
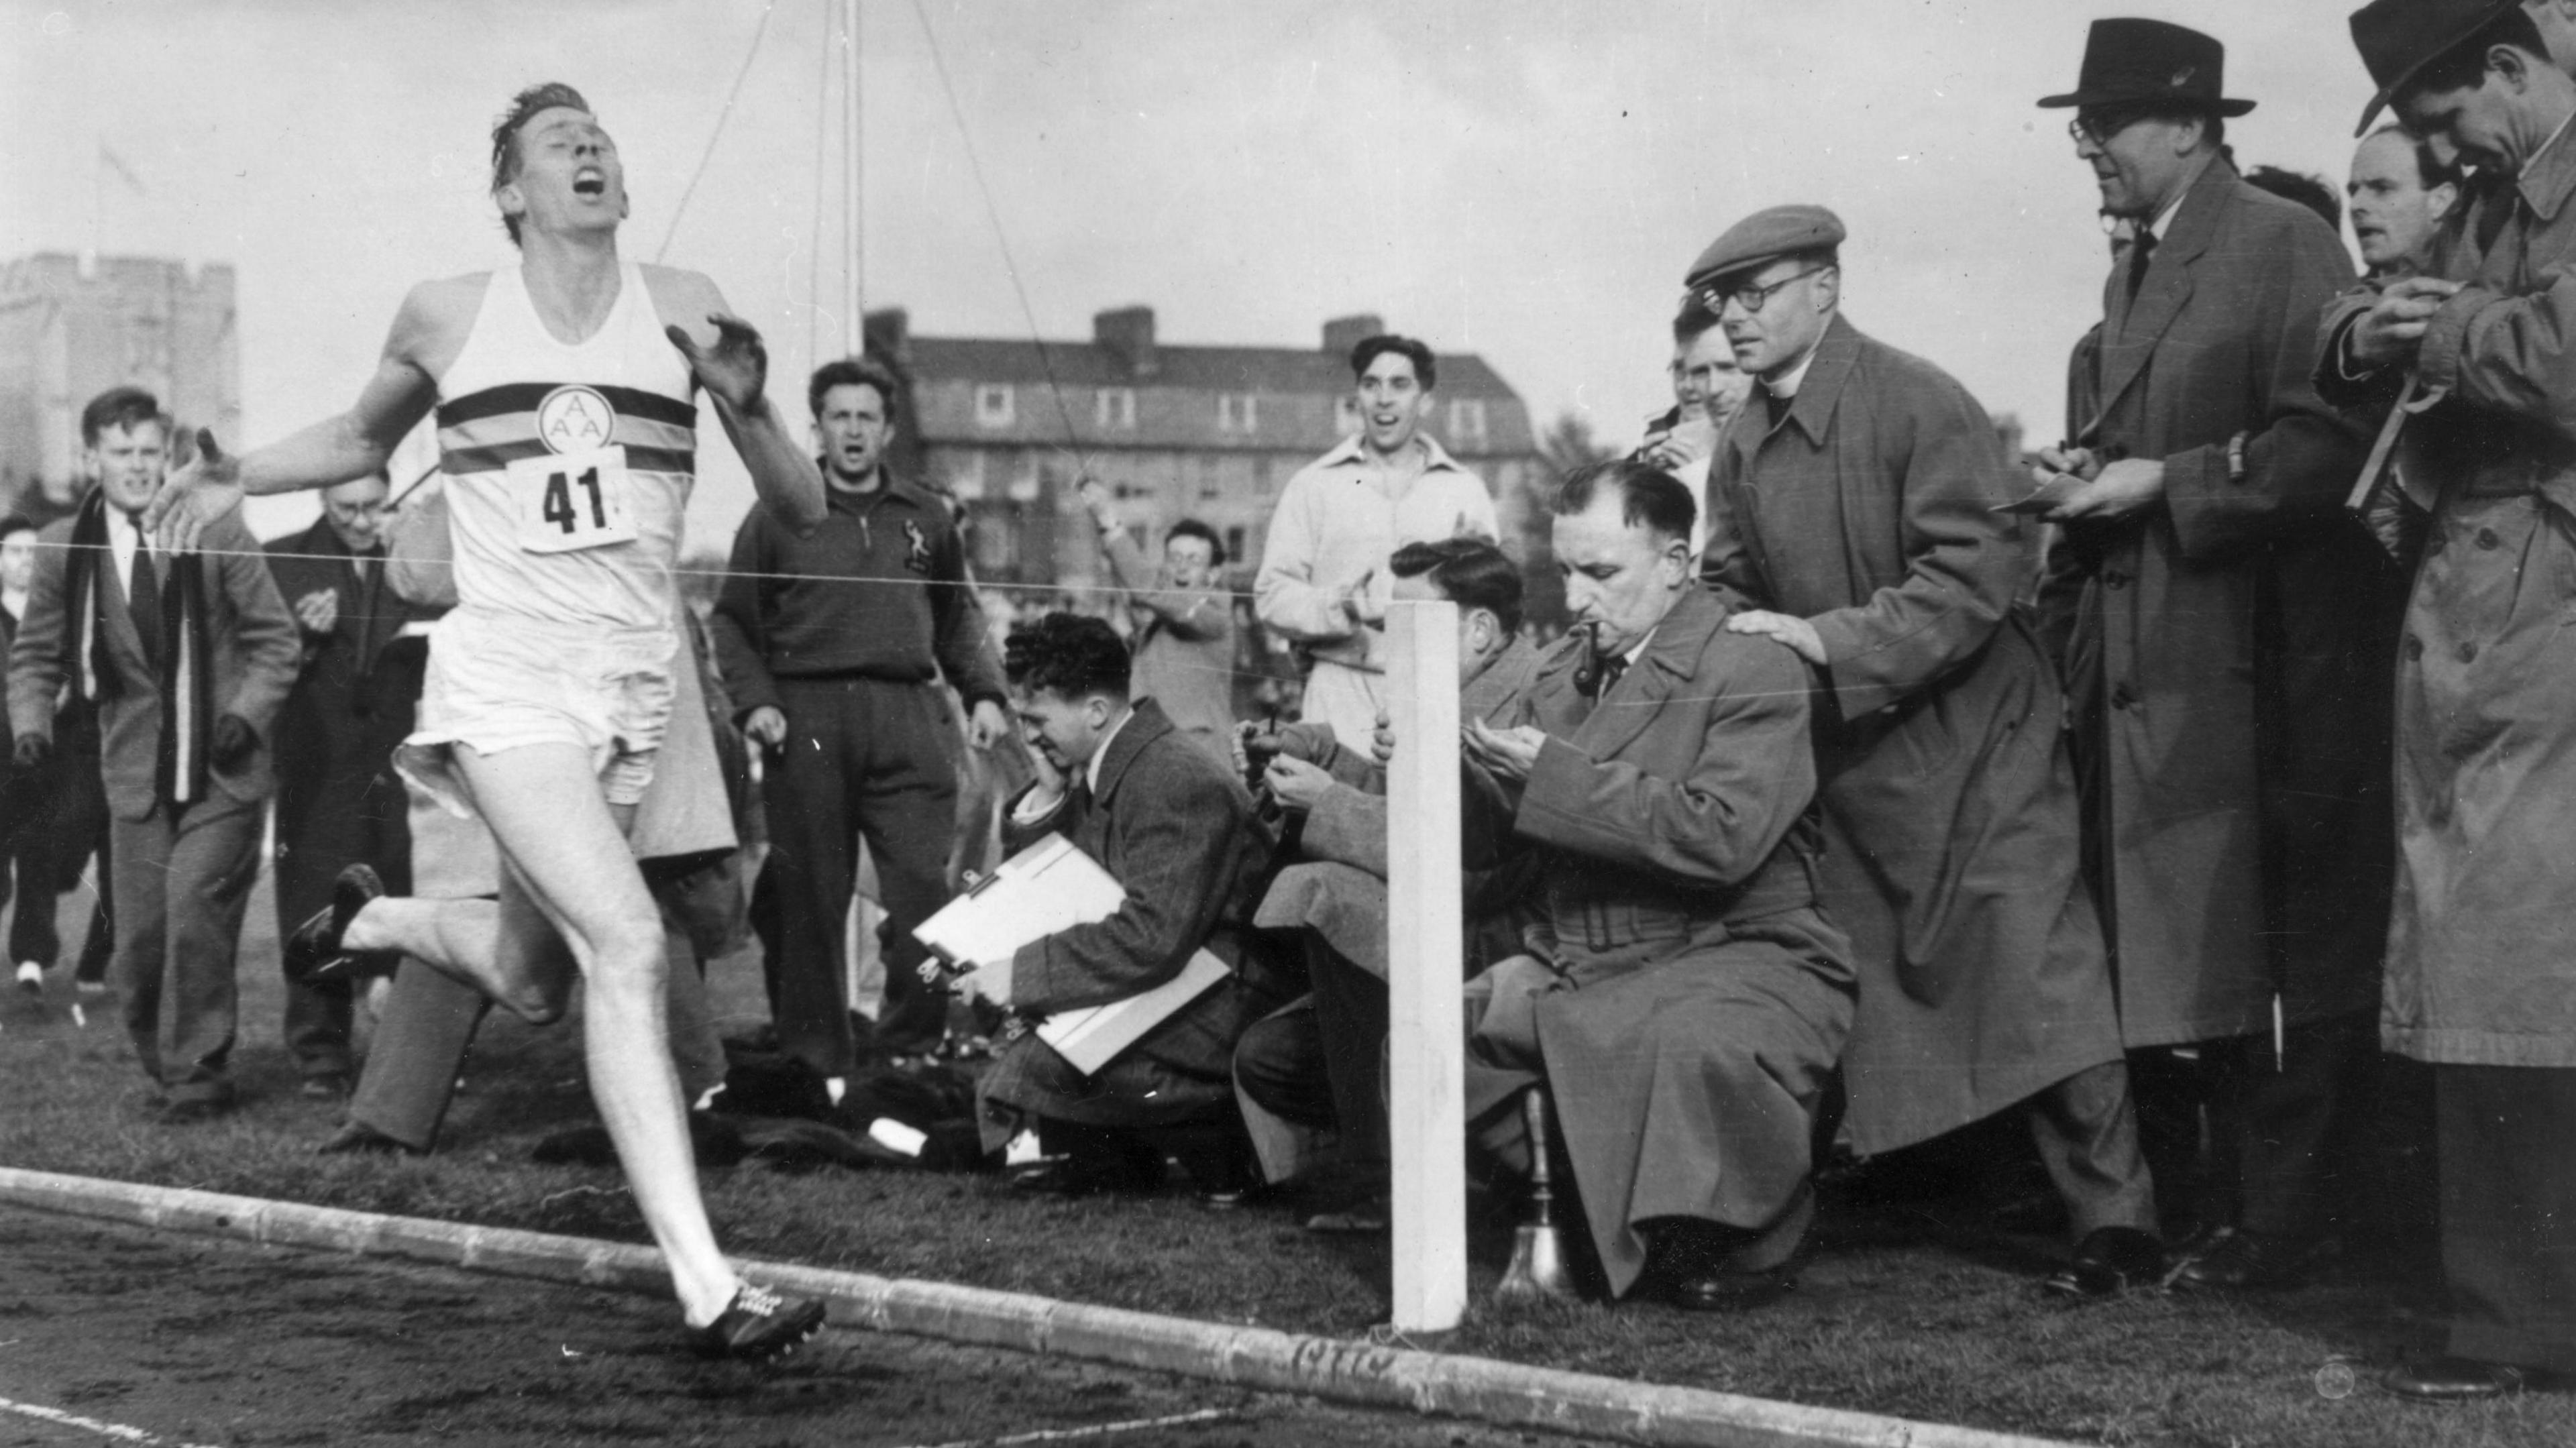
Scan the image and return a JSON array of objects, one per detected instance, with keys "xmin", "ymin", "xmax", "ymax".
[
  {"xmin": 1595, "ymin": 653, "xmax": 1628, "ymax": 696},
  {"xmin": 124, "ymin": 516, "xmax": 162, "ymax": 669},
  {"xmin": 2125, "ymin": 227, "xmax": 2158, "ymax": 306},
  {"xmin": 1764, "ymin": 388, "xmax": 1792, "ymax": 431}
]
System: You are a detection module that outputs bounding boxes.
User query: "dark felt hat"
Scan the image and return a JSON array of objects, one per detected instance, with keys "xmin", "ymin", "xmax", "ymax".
[
  {"xmin": 1684, "ymin": 205, "xmax": 1847, "ymax": 289},
  {"xmin": 2037, "ymin": 18, "xmax": 2257, "ymax": 117},
  {"xmin": 2349, "ymin": 0, "xmax": 2519, "ymax": 135}
]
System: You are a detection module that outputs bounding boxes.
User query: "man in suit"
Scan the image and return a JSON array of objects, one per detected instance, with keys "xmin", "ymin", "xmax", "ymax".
[
  {"xmin": 265, "ymin": 472, "xmax": 442, "ymax": 1095},
  {"xmin": 5, "ymin": 388, "xmax": 298, "ymax": 1118},
  {"xmin": 1230, "ymin": 535, "xmax": 1545, "ymax": 1226},
  {"xmin": 962, "ymin": 612, "xmax": 1296, "ymax": 1198},
  {"xmin": 2031, "ymin": 19, "xmax": 2390, "ymax": 1274},
  {"xmin": 1460, "ymin": 460, "xmax": 1854, "ymax": 1311},
  {"xmin": 2, "ymin": 511, "xmax": 115, "ymax": 1003}
]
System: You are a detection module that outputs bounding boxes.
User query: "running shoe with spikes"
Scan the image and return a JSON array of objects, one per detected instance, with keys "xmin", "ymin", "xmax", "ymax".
[
  {"xmin": 286, "ymin": 864, "xmax": 400, "ymax": 984},
  {"xmin": 692, "ymin": 1284, "xmax": 826, "ymax": 1361}
]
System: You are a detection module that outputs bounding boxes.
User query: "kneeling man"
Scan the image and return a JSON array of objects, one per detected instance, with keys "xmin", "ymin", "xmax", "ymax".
[
  {"xmin": 1463, "ymin": 459, "xmax": 1854, "ymax": 1310},
  {"xmin": 967, "ymin": 613, "xmax": 1295, "ymax": 1194}
]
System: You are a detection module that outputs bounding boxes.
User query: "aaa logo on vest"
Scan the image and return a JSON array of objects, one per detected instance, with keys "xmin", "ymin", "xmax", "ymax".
[{"xmin": 536, "ymin": 385, "xmax": 616, "ymax": 454}]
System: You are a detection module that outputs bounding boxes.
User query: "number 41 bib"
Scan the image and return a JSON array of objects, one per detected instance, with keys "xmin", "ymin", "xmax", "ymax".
[{"xmin": 510, "ymin": 443, "xmax": 639, "ymax": 553}]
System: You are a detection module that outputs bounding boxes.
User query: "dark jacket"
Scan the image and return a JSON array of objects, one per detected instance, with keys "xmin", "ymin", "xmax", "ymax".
[
  {"xmin": 2037, "ymin": 157, "xmax": 2387, "ymax": 1047},
  {"xmin": 8, "ymin": 511, "xmax": 298, "ymax": 820},
  {"xmin": 708, "ymin": 474, "xmax": 1007, "ymax": 717}
]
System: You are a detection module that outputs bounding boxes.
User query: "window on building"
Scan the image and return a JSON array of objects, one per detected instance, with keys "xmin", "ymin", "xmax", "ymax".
[
  {"xmin": 976, "ymin": 384, "xmax": 1016, "ymax": 427},
  {"xmin": 1448, "ymin": 398, "xmax": 1489, "ymax": 448},
  {"xmin": 1217, "ymin": 392, "xmax": 1258, "ymax": 433},
  {"xmin": 1252, "ymin": 455, "xmax": 1275, "ymax": 496},
  {"xmin": 1095, "ymin": 387, "xmax": 1136, "ymax": 431},
  {"xmin": 1226, "ymin": 525, "xmax": 1248, "ymax": 564},
  {"xmin": 949, "ymin": 449, "xmax": 989, "ymax": 500},
  {"xmin": 1197, "ymin": 455, "xmax": 1223, "ymax": 503}
]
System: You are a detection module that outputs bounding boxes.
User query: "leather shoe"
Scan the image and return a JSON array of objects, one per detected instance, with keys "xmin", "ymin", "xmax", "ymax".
[
  {"xmin": 316, "ymin": 1121, "xmax": 421, "ymax": 1156},
  {"xmin": 160, "ymin": 1095, "xmax": 234, "ymax": 1125},
  {"xmin": 2043, "ymin": 1226, "xmax": 2163, "ymax": 1299},
  {"xmin": 1665, "ymin": 1263, "xmax": 1796, "ymax": 1313},
  {"xmin": 2377, "ymin": 1355, "xmax": 2546, "ymax": 1402},
  {"xmin": 2172, "ymin": 1228, "xmax": 2332, "ymax": 1292},
  {"xmin": 299, "ymin": 1073, "xmax": 354, "ymax": 1101},
  {"xmin": 287, "ymin": 864, "xmax": 396, "ymax": 984},
  {"xmin": 1008, "ymin": 1154, "xmax": 1159, "ymax": 1199}
]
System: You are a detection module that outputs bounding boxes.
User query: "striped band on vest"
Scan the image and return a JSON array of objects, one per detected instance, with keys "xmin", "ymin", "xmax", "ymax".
[{"xmin": 436, "ymin": 381, "xmax": 697, "ymax": 476}]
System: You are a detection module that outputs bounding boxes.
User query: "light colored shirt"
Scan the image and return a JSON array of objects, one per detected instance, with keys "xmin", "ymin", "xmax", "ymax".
[
  {"xmin": 1254, "ymin": 433, "xmax": 1496, "ymax": 675},
  {"xmin": 104, "ymin": 506, "xmax": 147, "ymax": 596}
]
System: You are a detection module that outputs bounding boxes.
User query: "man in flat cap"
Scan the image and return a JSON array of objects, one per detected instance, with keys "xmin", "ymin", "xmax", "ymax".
[
  {"xmin": 2031, "ymin": 19, "xmax": 2392, "ymax": 1288},
  {"xmin": 2320, "ymin": 0, "xmax": 2576, "ymax": 1402},
  {"xmin": 1688, "ymin": 205, "xmax": 2159, "ymax": 1298}
]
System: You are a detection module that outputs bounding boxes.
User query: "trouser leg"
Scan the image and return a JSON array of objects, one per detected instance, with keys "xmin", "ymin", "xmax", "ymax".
[
  {"xmin": 347, "ymin": 961, "xmax": 488, "ymax": 1152},
  {"xmin": 2434, "ymin": 1064, "xmax": 2576, "ymax": 1375},
  {"xmin": 2029, "ymin": 1057, "xmax": 2160, "ymax": 1240},
  {"xmin": 2229, "ymin": 1011, "xmax": 2379, "ymax": 1240},
  {"xmin": 1306, "ymin": 938, "xmax": 1389, "ymax": 1168},
  {"xmin": 64, "ymin": 758, "xmax": 113, "ymax": 985},
  {"xmin": 156, "ymin": 796, "xmax": 259, "ymax": 1105},
  {"xmin": 2129, "ymin": 1044, "xmax": 2224, "ymax": 1236},
  {"xmin": 274, "ymin": 766, "xmax": 362, "ymax": 1080},
  {"xmin": 1232, "ymin": 995, "xmax": 1335, "ymax": 1130},
  {"xmin": 767, "ymin": 681, "xmax": 861, "ymax": 1078},
  {"xmin": 109, "ymin": 810, "xmax": 174, "ymax": 1086},
  {"xmin": 6, "ymin": 765, "xmax": 66, "ymax": 968},
  {"xmin": 853, "ymin": 681, "xmax": 960, "ymax": 1056},
  {"xmin": 661, "ymin": 920, "xmax": 727, "ymax": 1105}
]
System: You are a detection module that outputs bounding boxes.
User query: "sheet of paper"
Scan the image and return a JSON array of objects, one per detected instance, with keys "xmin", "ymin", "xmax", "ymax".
[
  {"xmin": 1037, "ymin": 948, "xmax": 1233, "ymax": 1075},
  {"xmin": 912, "ymin": 832, "xmax": 1123, "ymax": 970}
]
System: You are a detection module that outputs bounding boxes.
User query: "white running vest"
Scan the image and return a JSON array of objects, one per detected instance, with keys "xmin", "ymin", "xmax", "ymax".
[{"xmin": 433, "ymin": 262, "xmax": 695, "ymax": 632}]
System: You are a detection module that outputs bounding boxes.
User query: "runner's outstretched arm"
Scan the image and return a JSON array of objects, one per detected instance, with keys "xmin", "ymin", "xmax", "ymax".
[{"xmin": 149, "ymin": 283, "xmax": 447, "ymax": 551}]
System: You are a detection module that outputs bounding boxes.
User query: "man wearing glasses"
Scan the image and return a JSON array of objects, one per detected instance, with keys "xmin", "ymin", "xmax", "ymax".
[
  {"xmin": 2031, "ymin": 19, "xmax": 2390, "ymax": 1287},
  {"xmin": 1690, "ymin": 205, "xmax": 2158, "ymax": 1299}
]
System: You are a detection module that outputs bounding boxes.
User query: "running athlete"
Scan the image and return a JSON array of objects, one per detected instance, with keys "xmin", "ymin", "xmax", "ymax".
[{"xmin": 149, "ymin": 84, "xmax": 830, "ymax": 1359}]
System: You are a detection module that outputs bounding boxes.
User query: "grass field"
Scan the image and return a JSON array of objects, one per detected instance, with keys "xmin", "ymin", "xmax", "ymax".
[{"xmin": 2, "ymin": 867, "xmax": 2569, "ymax": 1448}]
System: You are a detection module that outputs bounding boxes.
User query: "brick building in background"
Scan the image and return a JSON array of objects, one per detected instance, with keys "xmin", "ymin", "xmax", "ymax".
[
  {"xmin": 0, "ymin": 253, "xmax": 240, "ymax": 524},
  {"xmin": 862, "ymin": 307, "xmax": 1545, "ymax": 595}
]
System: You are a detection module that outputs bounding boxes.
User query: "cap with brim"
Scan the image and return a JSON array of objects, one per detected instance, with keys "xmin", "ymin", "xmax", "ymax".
[
  {"xmin": 2036, "ymin": 18, "xmax": 2257, "ymax": 117},
  {"xmin": 2349, "ymin": 0, "xmax": 2517, "ymax": 136},
  {"xmin": 1685, "ymin": 205, "xmax": 1847, "ymax": 290}
]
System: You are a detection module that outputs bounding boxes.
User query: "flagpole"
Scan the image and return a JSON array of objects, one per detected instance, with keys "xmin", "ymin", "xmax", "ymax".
[{"xmin": 843, "ymin": 0, "xmax": 863, "ymax": 358}]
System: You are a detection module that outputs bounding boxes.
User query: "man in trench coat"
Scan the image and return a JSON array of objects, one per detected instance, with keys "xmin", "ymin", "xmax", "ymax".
[
  {"xmin": 2319, "ymin": 0, "xmax": 2576, "ymax": 1400},
  {"xmin": 1461, "ymin": 461, "xmax": 1854, "ymax": 1311},
  {"xmin": 2031, "ymin": 20, "xmax": 2388, "ymax": 1271},
  {"xmin": 1692, "ymin": 205, "xmax": 2160, "ymax": 1297}
]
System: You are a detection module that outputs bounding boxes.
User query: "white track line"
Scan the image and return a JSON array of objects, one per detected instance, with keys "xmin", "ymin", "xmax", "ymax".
[
  {"xmin": 896, "ymin": 1406, "xmax": 1240, "ymax": 1448},
  {"xmin": 0, "ymin": 1396, "xmax": 223, "ymax": 1448}
]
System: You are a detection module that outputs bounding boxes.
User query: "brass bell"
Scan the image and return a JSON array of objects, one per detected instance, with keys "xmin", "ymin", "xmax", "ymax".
[{"xmin": 1496, "ymin": 1087, "xmax": 1579, "ymax": 1300}]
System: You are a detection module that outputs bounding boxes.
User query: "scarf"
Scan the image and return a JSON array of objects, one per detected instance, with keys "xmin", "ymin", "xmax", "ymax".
[{"xmin": 59, "ymin": 491, "xmax": 217, "ymax": 807}]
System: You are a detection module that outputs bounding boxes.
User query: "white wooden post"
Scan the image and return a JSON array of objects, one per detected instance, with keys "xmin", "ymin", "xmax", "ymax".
[{"xmin": 1385, "ymin": 600, "xmax": 1466, "ymax": 1331}]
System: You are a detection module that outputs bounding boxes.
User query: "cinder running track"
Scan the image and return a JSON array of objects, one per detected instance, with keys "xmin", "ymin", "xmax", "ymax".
[{"xmin": 0, "ymin": 1203, "xmax": 1580, "ymax": 1448}]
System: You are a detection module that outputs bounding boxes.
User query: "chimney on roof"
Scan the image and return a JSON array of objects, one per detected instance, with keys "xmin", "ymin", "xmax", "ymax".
[
  {"xmin": 863, "ymin": 307, "xmax": 912, "ymax": 367},
  {"xmin": 1322, "ymin": 314, "xmax": 1385, "ymax": 362},
  {"xmin": 1093, "ymin": 306, "xmax": 1157, "ymax": 379}
]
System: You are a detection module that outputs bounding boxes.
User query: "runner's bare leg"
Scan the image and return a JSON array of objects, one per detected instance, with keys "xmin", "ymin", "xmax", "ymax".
[
  {"xmin": 343, "ymin": 860, "xmax": 577, "ymax": 1024},
  {"xmin": 353, "ymin": 741, "xmax": 740, "ymax": 1323}
]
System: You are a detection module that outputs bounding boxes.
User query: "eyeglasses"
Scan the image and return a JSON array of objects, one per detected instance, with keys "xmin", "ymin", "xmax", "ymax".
[
  {"xmin": 2068, "ymin": 109, "xmax": 2152, "ymax": 148},
  {"xmin": 1695, "ymin": 266, "xmax": 1829, "ymax": 316}
]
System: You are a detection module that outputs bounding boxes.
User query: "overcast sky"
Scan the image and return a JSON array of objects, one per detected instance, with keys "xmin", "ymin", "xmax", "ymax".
[{"xmin": 3, "ymin": 0, "xmax": 2383, "ymax": 543}]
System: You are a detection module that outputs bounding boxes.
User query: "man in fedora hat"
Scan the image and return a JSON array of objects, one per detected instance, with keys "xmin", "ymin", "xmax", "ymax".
[
  {"xmin": 2030, "ymin": 19, "xmax": 2397, "ymax": 1290},
  {"xmin": 2319, "ymin": 0, "xmax": 2576, "ymax": 1402},
  {"xmin": 1685, "ymin": 204, "xmax": 2160, "ymax": 1300}
]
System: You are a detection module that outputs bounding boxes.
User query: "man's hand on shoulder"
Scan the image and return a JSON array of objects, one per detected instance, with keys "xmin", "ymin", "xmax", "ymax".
[
  {"xmin": 1725, "ymin": 609, "xmax": 1826, "ymax": 665},
  {"xmin": 148, "ymin": 430, "xmax": 245, "ymax": 555}
]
